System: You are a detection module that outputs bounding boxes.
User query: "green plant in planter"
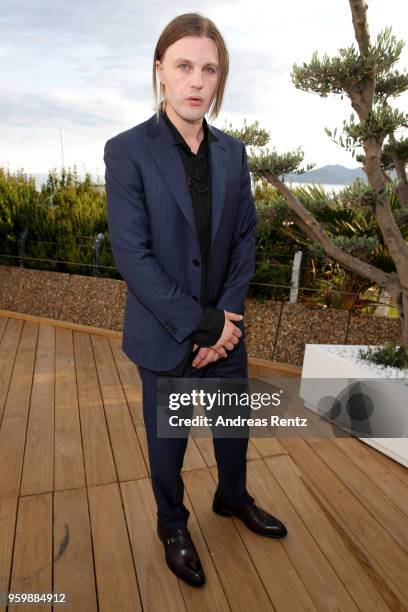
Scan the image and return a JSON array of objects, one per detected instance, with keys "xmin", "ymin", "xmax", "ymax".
[{"xmin": 359, "ymin": 341, "xmax": 408, "ymax": 369}]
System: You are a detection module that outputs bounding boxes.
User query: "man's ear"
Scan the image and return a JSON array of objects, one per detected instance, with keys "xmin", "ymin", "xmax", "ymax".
[{"xmin": 155, "ymin": 61, "xmax": 163, "ymax": 83}]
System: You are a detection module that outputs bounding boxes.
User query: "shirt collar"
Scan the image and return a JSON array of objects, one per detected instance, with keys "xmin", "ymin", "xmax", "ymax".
[{"xmin": 162, "ymin": 109, "xmax": 217, "ymax": 148}]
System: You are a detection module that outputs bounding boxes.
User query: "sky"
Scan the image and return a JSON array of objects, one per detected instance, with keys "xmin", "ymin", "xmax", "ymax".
[{"xmin": 1, "ymin": 0, "xmax": 407, "ymax": 181}]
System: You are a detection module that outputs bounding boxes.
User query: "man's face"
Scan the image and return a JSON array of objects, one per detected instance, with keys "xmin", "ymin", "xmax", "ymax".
[{"xmin": 156, "ymin": 35, "xmax": 219, "ymax": 122}]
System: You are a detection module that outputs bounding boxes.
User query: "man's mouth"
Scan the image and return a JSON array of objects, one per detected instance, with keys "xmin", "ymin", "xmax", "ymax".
[{"xmin": 187, "ymin": 96, "xmax": 203, "ymax": 105}]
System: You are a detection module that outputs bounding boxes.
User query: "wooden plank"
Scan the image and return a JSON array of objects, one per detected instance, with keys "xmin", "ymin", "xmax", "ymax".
[
  {"xmin": 54, "ymin": 327, "xmax": 85, "ymax": 491},
  {"xmin": 0, "ymin": 497, "xmax": 18, "ymax": 612},
  {"xmin": 0, "ymin": 317, "xmax": 23, "ymax": 423},
  {"xmin": 249, "ymin": 357, "xmax": 302, "ymax": 376},
  {"xmin": 181, "ymin": 486, "xmax": 231, "ymax": 611},
  {"xmin": 121, "ymin": 478, "xmax": 186, "ymax": 611},
  {"xmin": 216, "ymin": 459, "xmax": 361, "ymax": 611},
  {"xmin": 332, "ymin": 438, "xmax": 408, "ymax": 519},
  {"xmin": 192, "ymin": 435, "xmax": 260, "ymax": 469},
  {"xmin": 73, "ymin": 331, "xmax": 117, "ymax": 487},
  {"xmin": 9, "ymin": 492, "xmax": 52, "ymax": 611},
  {"xmin": 88, "ymin": 482, "xmax": 142, "ymax": 611},
  {"xmin": 264, "ymin": 454, "xmax": 393, "ymax": 611},
  {"xmin": 53, "ymin": 487, "xmax": 97, "ymax": 610},
  {"xmin": 208, "ymin": 462, "xmax": 319, "ymax": 611},
  {"xmin": 0, "ymin": 308, "xmax": 122, "ymax": 339},
  {"xmin": 0, "ymin": 314, "xmax": 7, "ymax": 340},
  {"xmin": 278, "ymin": 437, "xmax": 408, "ymax": 607},
  {"xmin": 20, "ymin": 325, "xmax": 55, "ymax": 496},
  {"xmin": 192, "ymin": 437, "xmax": 221, "ymax": 468},
  {"xmin": 357, "ymin": 441, "xmax": 408, "ymax": 489},
  {"xmin": 0, "ymin": 311, "xmax": 303, "ymax": 378},
  {"xmin": 110, "ymin": 336, "xmax": 207, "ymax": 474},
  {"xmin": 249, "ymin": 436, "xmax": 288, "ymax": 458},
  {"xmin": 0, "ymin": 321, "xmax": 38, "ymax": 501},
  {"xmin": 183, "ymin": 468, "xmax": 274, "ymax": 611},
  {"xmin": 107, "ymin": 337, "xmax": 141, "ymax": 403},
  {"xmin": 108, "ymin": 337, "xmax": 151, "ymax": 474},
  {"xmin": 182, "ymin": 436, "xmax": 209, "ymax": 472},
  {"xmin": 123, "ymin": 475, "xmax": 232, "ymax": 610},
  {"xmin": 304, "ymin": 438, "xmax": 408, "ymax": 553},
  {"xmin": 284, "ymin": 381, "xmax": 408, "ymax": 531},
  {"xmin": 91, "ymin": 334, "xmax": 147, "ymax": 480},
  {"xmin": 3, "ymin": 308, "xmax": 406, "ymax": 611}
]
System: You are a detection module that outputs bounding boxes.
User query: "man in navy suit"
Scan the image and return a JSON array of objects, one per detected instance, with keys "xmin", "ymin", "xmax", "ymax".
[{"xmin": 104, "ymin": 12, "xmax": 287, "ymax": 588}]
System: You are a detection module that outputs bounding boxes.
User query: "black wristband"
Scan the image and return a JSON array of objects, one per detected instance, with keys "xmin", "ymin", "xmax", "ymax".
[{"xmin": 190, "ymin": 307, "xmax": 225, "ymax": 347}]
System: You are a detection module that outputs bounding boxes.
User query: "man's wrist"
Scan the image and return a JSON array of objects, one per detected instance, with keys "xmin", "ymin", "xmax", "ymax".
[{"xmin": 189, "ymin": 307, "xmax": 225, "ymax": 347}]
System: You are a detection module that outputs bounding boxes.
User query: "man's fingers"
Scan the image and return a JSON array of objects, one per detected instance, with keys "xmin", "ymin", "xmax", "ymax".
[
  {"xmin": 224, "ymin": 318, "xmax": 242, "ymax": 339},
  {"xmin": 213, "ymin": 332, "xmax": 240, "ymax": 353},
  {"xmin": 192, "ymin": 347, "xmax": 221, "ymax": 368},
  {"xmin": 223, "ymin": 341, "xmax": 235, "ymax": 351},
  {"xmin": 206, "ymin": 349, "xmax": 220, "ymax": 363},
  {"xmin": 192, "ymin": 347, "xmax": 209, "ymax": 367},
  {"xmin": 224, "ymin": 310, "xmax": 244, "ymax": 322}
]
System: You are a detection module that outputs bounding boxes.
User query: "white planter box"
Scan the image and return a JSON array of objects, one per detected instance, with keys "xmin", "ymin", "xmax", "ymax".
[{"xmin": 300, "ymin": 344, "xmax": 408, "ymax": 468}]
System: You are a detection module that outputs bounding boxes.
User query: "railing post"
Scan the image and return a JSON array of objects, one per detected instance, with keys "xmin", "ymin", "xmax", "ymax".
[
  {"xmin": 18, "ymin": 228, "xmax": 29, "ymax": 267},
  {"xmin": 92, "ymin": 232, "xmax": 105, "ymax": 276},
  {"xmin": 289, "ymin": 250, "xmax": 303, "ymax": 303}
]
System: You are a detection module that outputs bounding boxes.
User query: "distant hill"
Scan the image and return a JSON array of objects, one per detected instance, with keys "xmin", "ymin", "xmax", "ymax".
[
  {"xmin": 284, "ymin": 164, "xmax": 397, "ymax": 185},
  {"xmin": 284, "ymin": 164, "xmax": 368, "ymax": 185}
]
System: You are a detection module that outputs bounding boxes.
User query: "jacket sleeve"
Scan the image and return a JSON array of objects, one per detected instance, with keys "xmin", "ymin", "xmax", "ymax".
[
  {"xmin": 190, "ymin": 306, "xmax": 225, "ymax": 347},
  {"xmin": 215, "ymin": 143, "xmax": 257, "ymax": 315},
  {"xmin": 104, "ymin": 136, "xmax": 205, "ymax": 344}
]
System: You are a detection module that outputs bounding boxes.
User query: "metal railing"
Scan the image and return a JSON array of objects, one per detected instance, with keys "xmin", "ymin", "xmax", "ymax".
[{"xmin": 0, "ymin": 232, "xmax": 395, "ymax": 308}]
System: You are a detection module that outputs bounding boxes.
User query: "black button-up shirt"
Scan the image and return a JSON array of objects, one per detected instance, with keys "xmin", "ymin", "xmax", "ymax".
[{"xmin": 154, "ymin": 108, "xmax": 225, "ymax": 376}]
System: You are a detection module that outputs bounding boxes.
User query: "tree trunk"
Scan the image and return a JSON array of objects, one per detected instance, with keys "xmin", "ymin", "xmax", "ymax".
[
  {"xmin": 401, "ymin": 289, "xmax": 408, "ymax": 345},
  {"xmin": 393, "ymin": 156, "xmax": 408, "ymax": 208},
  {"xmin": 389, "ymin": 133, "xmax": 408, "ymax": 208}
]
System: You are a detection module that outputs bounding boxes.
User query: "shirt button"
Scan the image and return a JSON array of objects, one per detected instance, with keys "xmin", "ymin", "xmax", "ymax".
[{"xmin": 192, "ymin": 259, "xmax": 200, "ymax": 267}]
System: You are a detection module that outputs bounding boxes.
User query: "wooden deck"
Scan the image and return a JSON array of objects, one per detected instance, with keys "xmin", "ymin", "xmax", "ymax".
[{"xmin": 0, "ymin": 309, "xmax": 407, "ymax": 612}]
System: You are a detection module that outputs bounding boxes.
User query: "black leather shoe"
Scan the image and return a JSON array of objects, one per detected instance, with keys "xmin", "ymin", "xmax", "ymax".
[
  {"xmin": 157, "ymin": 522, "xmax": 206, "ymax": 587},
  {"xmin": 212, "ymin": 494, "xmax": 288, "ymax": 538}
]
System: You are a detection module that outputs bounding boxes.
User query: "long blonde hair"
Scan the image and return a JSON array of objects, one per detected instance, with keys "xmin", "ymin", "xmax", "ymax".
[{"xmin": 152, "ymin": 12, "xmax": 229, "ymax": 123}]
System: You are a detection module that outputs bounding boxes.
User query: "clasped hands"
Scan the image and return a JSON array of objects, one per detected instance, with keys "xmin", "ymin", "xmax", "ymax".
[{"xmin": 191, "ymin": 310, "xmax": 243, "ymax": 368}]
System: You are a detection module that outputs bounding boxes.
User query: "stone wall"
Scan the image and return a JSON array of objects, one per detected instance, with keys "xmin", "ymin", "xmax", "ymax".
[{"xmin": 0, "ymin": 265, "xmax": 401, "ymax": 367}]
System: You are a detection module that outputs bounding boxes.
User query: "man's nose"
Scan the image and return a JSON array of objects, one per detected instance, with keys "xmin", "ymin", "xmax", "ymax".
[{"xmin": 190, "ymin": 69, "xmax": 203, "ymax": 88}]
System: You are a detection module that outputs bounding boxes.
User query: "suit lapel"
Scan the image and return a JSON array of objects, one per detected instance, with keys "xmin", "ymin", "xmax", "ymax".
[{"xmin": 145, "ymin": 113, "xmax": 227, "ymax": 247}]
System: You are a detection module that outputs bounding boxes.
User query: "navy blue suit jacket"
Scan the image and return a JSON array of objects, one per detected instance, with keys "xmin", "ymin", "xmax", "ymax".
[{"xmin": 103, "ymin": 112, "xmax": 257, "ymax": 371}]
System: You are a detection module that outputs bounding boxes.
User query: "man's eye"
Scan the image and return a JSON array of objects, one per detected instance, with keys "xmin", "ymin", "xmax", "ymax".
[{"xmin": 179, "ymin": 64, "xmax": 216, "ymax": 73}]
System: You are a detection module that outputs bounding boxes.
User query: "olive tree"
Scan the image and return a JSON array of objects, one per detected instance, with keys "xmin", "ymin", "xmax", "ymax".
[{"xmin": 227, "ymin": 0, "xmax": 408, "ymax": 345}]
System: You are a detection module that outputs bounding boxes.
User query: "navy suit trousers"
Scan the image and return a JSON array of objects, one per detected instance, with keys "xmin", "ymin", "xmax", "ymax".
[{"xmin": 137, "ymin": 339, "xmax": 253, "ymax": 529}]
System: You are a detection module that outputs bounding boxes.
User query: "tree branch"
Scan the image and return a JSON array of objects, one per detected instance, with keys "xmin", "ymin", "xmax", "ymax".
[{"xmin": 264, "ymin": 170, "xmax": 401, "ymax": 294}]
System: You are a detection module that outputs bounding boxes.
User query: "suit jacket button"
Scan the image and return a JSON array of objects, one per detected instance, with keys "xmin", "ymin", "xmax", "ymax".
[
  {"xmin": 192, "ymin": 295, "xmax": 198, "ymax": 301},
  {"xmin": 192, "ymin": 259, "xmax": 200, "ymax": 267}
]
